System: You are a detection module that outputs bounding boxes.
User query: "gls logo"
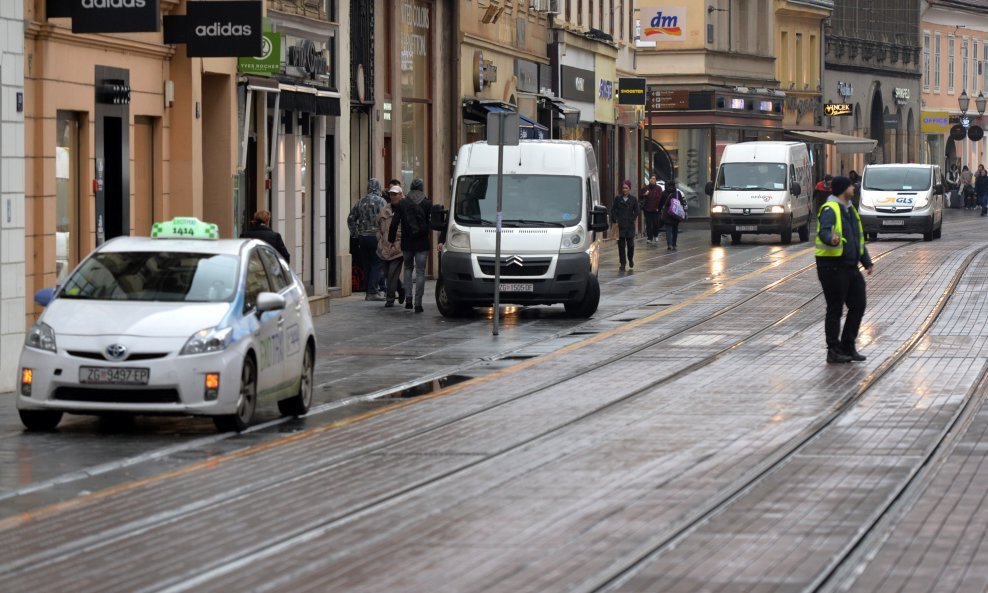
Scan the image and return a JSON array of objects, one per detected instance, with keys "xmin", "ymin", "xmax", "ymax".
[
  {"xmin": 195, "ymin": 22, "xmax": 253, "ymax": 37},
  {"xmin": 81, "ymin": 0, "xmax": 146, "ymax": 7}
]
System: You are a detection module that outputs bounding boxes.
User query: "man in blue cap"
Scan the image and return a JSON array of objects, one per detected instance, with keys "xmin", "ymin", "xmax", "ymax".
[{"xmin": 815, "ymin": 175, "xmax": 874, "ymax": 364}]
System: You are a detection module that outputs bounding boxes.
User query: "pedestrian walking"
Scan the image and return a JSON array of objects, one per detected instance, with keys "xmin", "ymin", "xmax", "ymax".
[
  {"xmin": 640, "ymin": 175, "xmax": 663, "ymax": 244},
  {"xmin": 610, "ymin": 180, "xmax": 640, "ymax": 271},
  {"xmin": 389, "ymin": 179, "xmax": 432, "ymax": 313},
  {"xmin": 241, "ymin": 210, "xmax": 291, "ymax": 263},
  {"xmin": 348, "ymin": 178, "xmax": 388, "ymax": 301},
  {"xmin": 947, "ymin": 163, "xmax": 961, "ymax": 208},
  {"xmin": 961, "ymin": 165, "xmax": 975, "ymax": 209},
  {"xmin": 813, "ymin": 174, "xmax": 833, "ymax": 214},
  {"xmin": 815, "ymin": 176, "xmax": 874, "ymax": 364},
  {"xmin": 976, "ymin": 165, "xmax": 988, "ymax": 216},
  {"xmin": 658, "ymin": 180, "xmax": 686, "ymax": 251},
  {"xmin": 377, "ymin": 188, "xmax": 406, "ymax": 307}
]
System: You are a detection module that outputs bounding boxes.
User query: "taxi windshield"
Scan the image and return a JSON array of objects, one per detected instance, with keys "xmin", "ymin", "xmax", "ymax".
[{"xmin": 59, "ymin": 252, "xmax": 239, "ymax": 303}]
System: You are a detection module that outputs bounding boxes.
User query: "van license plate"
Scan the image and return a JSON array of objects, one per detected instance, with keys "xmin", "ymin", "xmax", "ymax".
[
  {"xmin": 499, "ymin": 283, "xmax": 534, "ymax": 293},
  {"xmin": 882, "ymin": 219, "xmax": 905, "ymax": 226},
  {"xmin": 79, "ymin": 366, "xmax": 150, "ymax": 385},
  {"xmin": 735, "ymin": 225, "xmax": 757, "ymax": 232}
]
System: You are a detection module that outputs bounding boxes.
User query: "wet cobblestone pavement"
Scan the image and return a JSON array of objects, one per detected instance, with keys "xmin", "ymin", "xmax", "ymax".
[{"xmin": 4, "ymin": 211, "xmax": 988, "ymax": 592}]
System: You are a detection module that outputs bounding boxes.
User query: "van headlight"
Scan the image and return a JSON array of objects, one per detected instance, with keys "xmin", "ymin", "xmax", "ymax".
[
  {"xmin": 766, "ymin": 205, "xmax": 786, "ymax": 214},
  {"xmin": 25, "ymin": 322, "xmax": 57, "ymax": 353},
  {"xmin": 914, "ymin": 194, "xmax": 930, "ymax": 208},
  {"xmin": 860, "ymin": 194, "xmax": 874, "ymax": 208},
  {"xmin": 560, "ymin": 228, "xmax": 586, "ymax": 252},
  {"xmin": 447, "ymin": 228, "xmax": 471, "ymax": 251},
  {"xmin": 711, "ymin": 205, "xmax": 727, "ymax": 214},
  {"xmin": 181, "ymin": 327, "xmax": 233, "ymax": 355}
]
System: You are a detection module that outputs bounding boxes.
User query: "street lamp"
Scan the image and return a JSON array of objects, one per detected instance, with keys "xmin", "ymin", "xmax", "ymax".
[
  {"xmin": 959, "ymin": 90, "xmax": 970, "ymax": 115},
  {"xmin": 976, "ymin": 91, "xmax": 987, "ymax": 117}
]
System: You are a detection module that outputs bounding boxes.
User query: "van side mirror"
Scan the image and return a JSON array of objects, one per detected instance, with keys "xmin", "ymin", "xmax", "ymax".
[
  {"xmin": 589, "ymin": 205, "xmax": 609, "ymax": 232},
  {"xmin": 790, "ymin": 182, "xmax": 802, "ymax": 196},
  {"xmin": 430, "ymin": 204, "xmax": 448, "ymax": 231},
  {"xmin": 934, "ymin": 183, "xmax": 944, "ymax": 194},
  {"xmin": 704, "ymin": 181, "xmax": 714, "ymax": 196}
]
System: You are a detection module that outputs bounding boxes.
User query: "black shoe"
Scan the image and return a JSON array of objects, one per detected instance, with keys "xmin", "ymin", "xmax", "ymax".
[
  {"xmin": 397, "ymin": 286, "xmax": 406, "ymax": 304},
  {"xmin": 827, "ymin": 348, "xmax": 853, "ymax": 364},
  {"xmin": 629, "ymin": 259, "xmax": 634, "ymax": 269},
  {"xmin": 415, "ymin": 305, "xmax": 424, "ymax": 313},
  {"xmin": 385, "ymin": 301, "xmax": 394, "ymax": 308},
  {"xmin": 619, "ymin": 264, "xmax": 626, "ymax": 271},
  {"xmin": 842, "ymin": 347, "xmax": 866, "ymax": 362},
  {"xmin": 405, "ymin": 300, "xmax": 413, "ymax": 310}
]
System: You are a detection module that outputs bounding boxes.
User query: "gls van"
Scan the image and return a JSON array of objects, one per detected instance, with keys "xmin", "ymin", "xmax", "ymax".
[
  {"xmin": 431, "ymin": 140, "xmax": 609, "ymax": 318},
  {"xmin": 704, "ymin": 141, "xmax": 814, "ymax": 245},
  {"xmin": 858, "ymin": 164, "xmax": 944, "ymax": 242}
]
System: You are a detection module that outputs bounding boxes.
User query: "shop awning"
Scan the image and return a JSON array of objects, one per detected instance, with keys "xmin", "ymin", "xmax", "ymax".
[
  {"xmin": 538, "ymin": 95, "xmax": 581, "ymax": 126},
  {"xmin": 518, "ymin": 114, "xmax": 548, "ymax": 139},
  {"xmin": 271, "ymin": 84, "xmax": 341, "ymax": 116},
  {"xmin": 786, "ymin": 130, "xmax": 878, "ymax": 154},
  {"xmin": 462, "ymin": 100, "xmax": 547, "ymax": 139}
]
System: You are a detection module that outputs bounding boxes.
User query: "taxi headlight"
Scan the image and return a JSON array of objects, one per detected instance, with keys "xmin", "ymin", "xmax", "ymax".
[
  {"xmin": 25, "ymin": 322, "xmax": 57, "ymax": 353},
  {"xmin": 560, "ymin": 228, "xmax": 586, "ymax": 251},
  {"xmin": 711, "ymin": 205, "xmax": 727, "ymax": 214},
  {"xmin": 181, "ymin": 327, "xmax": 233, "ymax": 355},
  {"xmin": 447, "ymin": 228, "xmax": 471, "ymax": 251}
]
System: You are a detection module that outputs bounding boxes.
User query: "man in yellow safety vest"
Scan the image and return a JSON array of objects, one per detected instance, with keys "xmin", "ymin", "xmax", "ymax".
[{"xmin": 815, "ymin": 175, "xmax": 874, "ymax": 363}]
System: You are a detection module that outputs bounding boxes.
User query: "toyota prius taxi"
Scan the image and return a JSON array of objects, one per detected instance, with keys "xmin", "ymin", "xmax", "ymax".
[{"xmin": 16, "ymin": 217, "xmax": 316, "ymax": 433}]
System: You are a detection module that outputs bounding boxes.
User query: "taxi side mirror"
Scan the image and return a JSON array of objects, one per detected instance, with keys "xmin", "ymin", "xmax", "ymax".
[{"xmin": 256, "ymin": 292, "xmax": 287, "ymax": 315}]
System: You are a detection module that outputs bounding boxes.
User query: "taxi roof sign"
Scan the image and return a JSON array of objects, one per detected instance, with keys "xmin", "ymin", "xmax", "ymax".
[{"xmin": 151, "ymin": 217, "xmax": 219, "ymax": 240}]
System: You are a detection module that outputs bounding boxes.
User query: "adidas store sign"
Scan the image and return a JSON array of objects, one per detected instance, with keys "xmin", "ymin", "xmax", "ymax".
[
  {"xmin": 195, "ymin": 22, "xmax": 254, "ymax": 38},
  {"xmin": 71, "ymin": 0, "xmax": 160, "ymax": 33},
  {"xmin": 181, "ymin": 1, "xmax": 262, "ymax": 57}
]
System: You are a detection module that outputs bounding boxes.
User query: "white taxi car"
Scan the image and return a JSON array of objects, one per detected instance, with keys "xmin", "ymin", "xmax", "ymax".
[{"xmin": 16, "ymin": 218, "xmax": 316, "ymax": 433}]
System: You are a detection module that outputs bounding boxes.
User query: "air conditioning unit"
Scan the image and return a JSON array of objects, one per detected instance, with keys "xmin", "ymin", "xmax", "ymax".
[{"xmin": 530, "ymin": 0, "xmax": 558, "ymax": 13}]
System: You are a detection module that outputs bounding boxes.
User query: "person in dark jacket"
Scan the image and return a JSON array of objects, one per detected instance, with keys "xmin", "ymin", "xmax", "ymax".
[
  {"xmin": 816, "ymin": 176, "xmax": 874, "ymax": 364},
  {"xmin": 610, "ymin": 180, "xmax": 640, "ymax": 271},
  {"xmin": 389, "ymin": 179, "xmax": 432, "ymax": 312},
  {"xmin": 241, "ymin": 210, "xmax": 291, "ymax": 263},
  {"xmin": 640, "ymin": 175, "xmax": 663, "ymax": 243},
  {"xmin": 975, "ymin": 165, "xmax": 988, "ymax": 216},
  {"xmin": 657, "ymin": 180, "xmax": 685, "ymax": 251}
]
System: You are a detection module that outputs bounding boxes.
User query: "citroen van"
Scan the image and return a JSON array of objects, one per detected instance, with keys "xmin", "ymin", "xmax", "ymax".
[
  {"xmin": 704, "ymin": 141, "xmax": 813, "ymax": 245},
  {"xmin": 858, "ymin": 164, "xmax": 944, "ymax": 241},
  {"xmin": 431, "ymin": 140, "xmax": 609, "ymax": 318}
]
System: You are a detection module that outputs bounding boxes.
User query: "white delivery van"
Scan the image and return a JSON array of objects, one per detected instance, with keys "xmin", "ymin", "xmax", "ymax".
[
  {"xmin": 704, "ymin": 141, "xmax": 813, "ymax": 245},
  {"xmin": 432, "ymin": 140, "xmax": 609, "ymax": 318},
  {"xmin": 858, "ymin": 164, "xmax": 944, "ymax": 241}
]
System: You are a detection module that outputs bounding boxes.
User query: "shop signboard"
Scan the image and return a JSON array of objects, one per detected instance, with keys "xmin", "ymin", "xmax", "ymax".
[
  {"xmin": 639, "ymin": 6, "xmax": 686, "ymax": 42},
  {"xmin": 515, "ymin": 60, "xmax": 539, "ymax": 94},
  {"xmin": 920, "ymin": 111, "xmax": 949, "ymax": 134},
  {"xmin": 618, "ymin": 78, "xmax": 647, "ymax": 106},
  {"xmin": 165, "ymin": 1, "xmax": 263, "ymax": 58},
  {"xmin": 69, "ymin": 0, "xmax": 161, "ymax": 33},
  {"xmin": 950, "ymin": 124, "xmax": 967, "ymax": 141},
  {"xmin": 824, "ymin": 103, "xmax": 853, "ymax": 117},
  {"xmin": 648, "ymin": 89, "xmax": 689, "ymax": 111},
  {"xmin": 561, "ymin": 66, "xmax": 595, "ymax": 103},
  {"xmin": 238, "ymin": 32, "xmax": 282, "ymax": 75}
]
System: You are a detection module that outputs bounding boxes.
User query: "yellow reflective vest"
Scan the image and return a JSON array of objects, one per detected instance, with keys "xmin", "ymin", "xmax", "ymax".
[{"xmin": 815, "ymin": 200, "xmax": 865, "ymax": 258}]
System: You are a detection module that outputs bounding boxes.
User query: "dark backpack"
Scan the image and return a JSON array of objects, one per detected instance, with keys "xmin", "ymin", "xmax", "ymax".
[{"xmin": 404, "ymin": 200, "xmax": 429, "ymax": 238}]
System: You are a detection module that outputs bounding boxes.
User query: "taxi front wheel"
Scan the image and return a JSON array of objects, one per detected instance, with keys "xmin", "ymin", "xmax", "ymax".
[
  {"xmin": 213, "ymin": 355, "xmax": 257, "ymax": 433},
  {"xmin": 278, "ymin": 345, "xmax": 314, "ymax": 417},
  {"xmin": 19, "ymin": 409, "xmax": 63, "ymax": 431}
]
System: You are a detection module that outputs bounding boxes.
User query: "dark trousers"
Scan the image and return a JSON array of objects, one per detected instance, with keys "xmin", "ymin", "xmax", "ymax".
[
  {"xmin": 617, "ymin": 234, "xmax": 635, "ymax": 266},
  {"xmin": 382, "ymin": 257, "xmax": 403, "ymax": 302},
  {"xmin": 817, "ymin": 264, "xmax": 867, "ymax": 351},
  {"xmin": 644, "ymin": 211, "xmax": 661, "ymax": 240},
  {"xmin": 358, "ymin": 235, "xmax": 382, "ymax": 295},
  {"xmin": 665, "ymin": 220, "xmax": 680, "ymax": 247}
]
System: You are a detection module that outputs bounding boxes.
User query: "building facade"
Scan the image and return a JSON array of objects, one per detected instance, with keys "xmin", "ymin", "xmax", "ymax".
[
  {"xmin": 636, "ymin": 0, "xmax": 783, "ymax": 217},
  {"xmin": 1, "ymin": 0, "xmax": 26, "ymax": 390},
  {"xmin": 822, "ymin": 0, "xmax": 922, "ymax": 174},
  {"xmin": 920, "ymin": 0, "xmax": 988, "ymax": 170}
]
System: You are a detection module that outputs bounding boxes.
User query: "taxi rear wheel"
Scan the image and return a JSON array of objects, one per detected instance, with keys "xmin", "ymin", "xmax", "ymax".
[
  {"xmin": 19, "ymin": 409, "xmax": 63, "ymax": 431},
  {"xmin": 278, "ymin": 344, "xmax": 314, "ymax": 417},
  {"xmin": 213, "ymin": 355, "xmax": 257, "ymax": 433}
]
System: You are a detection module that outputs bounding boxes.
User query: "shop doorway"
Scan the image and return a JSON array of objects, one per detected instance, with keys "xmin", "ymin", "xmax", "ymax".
[
  {"xmin": 870, "ymin": 88, "xmax": 886, "ymax": 164},
  {"xmin": 133, "ymin": 116, "xmax": 156, "ymax": 236},
  {"xmin": 94, "ymin": 66, "xmax": 130, "ymax": 244},
  {"xmin": 102, "ymin": 116, "xmax": 126, "ymax": 240},
  {"xmin": 325, "ymin": 132, "xmax": 337, "ymax": 287}
]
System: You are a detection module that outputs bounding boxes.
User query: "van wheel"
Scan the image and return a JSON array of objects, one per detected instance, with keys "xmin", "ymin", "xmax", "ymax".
[
  {"xmin": 923, "ymin": 230, "xmax": 934, "ymax": 242},
  {"xmin": 797, "ymin": 223, "xmax": 809, "ymax": 242},
  {"xmin": 435, "ymin": 278, "xmax": 469, "ymax": 318},
  {"xmin": 933, "ymin": 225, "xmax": 942, "ymax": 240},
  {"xmin": 19, "ymin": 409, "xmax": 63, "ymax": 431},
  {"xmin": 565, "ymin": 275, "xmax": 600, "ymax": 318},
  {"xmin": 781, "ymin": 219, "xmax": 793, "ymax": 244},
  {"xmin": 730, "ymin": 232, "xmax": 742, "ymax": 245},
  {"xmin": 866, "ymin": 232, "xmax": 879, "ymax": 241},
  {"xmin": 710, "ymin": 229, "xmax": 722, "ymax": 246}
]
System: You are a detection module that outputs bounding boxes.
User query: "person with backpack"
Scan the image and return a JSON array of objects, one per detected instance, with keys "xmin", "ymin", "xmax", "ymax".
[
  {"xmin": 658, "ymin": 180, "xmax": 686, "ymax": 251},
  {"xmin": 348, "ymin": 178, "xmax": 388, "ymax": 301},
  {"xmin": 377, "ymin": 186, "xmax": 406, "ymax": 307},
  {"xmin": 610, "ymin": 180, "xmax": 640, "ymax": 271},
  {"xmin": 389, "ymin": 179, "xmax": 432, "ymax": 313}
]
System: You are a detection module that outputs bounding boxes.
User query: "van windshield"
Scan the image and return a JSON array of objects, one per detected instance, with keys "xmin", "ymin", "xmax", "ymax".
[
  {"xmin": 863, "ymin": 167, "xmax": 932, "ymax": 191},
  {"xmin": 453, "ymin": 175, "xmax": 583, "ymax": 227},
  {"xmin": 716, "ymin": 163, "xmax": 788, "ymax": 191}
]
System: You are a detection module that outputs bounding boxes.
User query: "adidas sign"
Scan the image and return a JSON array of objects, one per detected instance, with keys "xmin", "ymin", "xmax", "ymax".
[
  {"xmin": 195, "ymin": 22, "xmax": 253, "ymax": 37},
  {"xmin": 81, "ymin": 0, "xmax": 147, "ymax": 8}
]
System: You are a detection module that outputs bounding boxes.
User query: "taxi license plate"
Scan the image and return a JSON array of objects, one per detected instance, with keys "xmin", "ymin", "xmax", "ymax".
[
  {"xmin": 882, "ymin": 219, "xmax": 905, "ymax": 226},
  {"xmin": 499, "ymin": 283, "xmax": 534, "ymax": 293},
  {"xmin": 735, "ymin": 225, "xmax": 757, "ymax": 232},
  {"xmin": 79, "ymin": 367, "xmax": 150, "ymax": 385}
]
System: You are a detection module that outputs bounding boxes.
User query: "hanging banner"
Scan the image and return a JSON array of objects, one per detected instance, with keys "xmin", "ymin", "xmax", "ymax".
[
  {"xmin": 618, "ymin": 77, "xmax": 647, "ymax": 106},
  {"xmin": 70, "ymin": 0, "xmax": 161, "ymax": 34},
  {"xmin": 164, "ymin": 1, "xmax": 262, "ymax": 58}
]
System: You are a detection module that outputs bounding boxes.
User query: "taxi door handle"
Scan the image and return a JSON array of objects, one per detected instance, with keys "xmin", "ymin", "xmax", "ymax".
[{"xmin": 277, "ymin": 316, "xmax": 285, "ymax": 326}]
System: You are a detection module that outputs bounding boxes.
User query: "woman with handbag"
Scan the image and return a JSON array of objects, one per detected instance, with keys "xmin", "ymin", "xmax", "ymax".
[{"xmin": 658, "ymin": 180, "xmax": 686, "ymax": 251}]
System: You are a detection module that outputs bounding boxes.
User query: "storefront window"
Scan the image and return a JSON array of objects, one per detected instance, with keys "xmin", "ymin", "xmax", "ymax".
[
  {"xmin": 647, "ymin": 127, "xmax": 712, "ymax": 217},
  {"xmin": 401, "ymin": 102, "xmax": 430, "ymax": 187},
  {"xmin": 399, "ymin": 0, "xmax": 431, "ymax": 100},
  {"xmin": 56, "ymin": 112, "xmax": 81, "ymax": 283}
]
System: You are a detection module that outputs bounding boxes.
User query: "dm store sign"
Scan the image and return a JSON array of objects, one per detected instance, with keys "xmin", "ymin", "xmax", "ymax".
[{"xmin": 641, "ymin": 7, "xmax": 686, "ymax": 42}]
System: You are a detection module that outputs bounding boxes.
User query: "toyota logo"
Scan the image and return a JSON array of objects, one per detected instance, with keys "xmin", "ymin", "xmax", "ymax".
[{"xmin": 105, "ymin": 344, "xmax": 128, "ymax": 360}]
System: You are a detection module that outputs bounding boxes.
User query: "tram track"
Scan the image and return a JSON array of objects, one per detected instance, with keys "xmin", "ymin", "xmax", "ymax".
[
  {"xmin": 0, "ymin": 241, "xmax": 932, "ymax": 591},
  {"xmin": 585, "ymin": 245, "xmax": 988, "ymax": 593}
]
